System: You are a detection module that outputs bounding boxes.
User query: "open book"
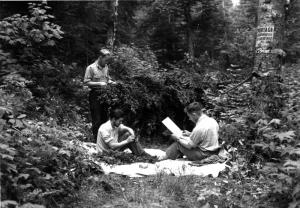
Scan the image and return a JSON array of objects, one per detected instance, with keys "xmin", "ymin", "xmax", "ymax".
[{"xmin": 162, "ymin": 117, "xmax": 182, "ymax": 136}]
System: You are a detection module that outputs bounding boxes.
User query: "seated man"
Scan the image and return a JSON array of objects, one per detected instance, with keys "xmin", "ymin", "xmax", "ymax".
[
  {"xmin": 159, "ymin": 102, "xmax": 220, "ymax": 161},
  {"xmin": 97, "ymin": 108, "xmax": 146, "ymax": 156}
]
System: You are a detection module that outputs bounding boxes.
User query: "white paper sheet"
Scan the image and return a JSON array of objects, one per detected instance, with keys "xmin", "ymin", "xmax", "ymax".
[{"xmin": 162, "ymin": 117, "xmax": 182, "ymax": 136}]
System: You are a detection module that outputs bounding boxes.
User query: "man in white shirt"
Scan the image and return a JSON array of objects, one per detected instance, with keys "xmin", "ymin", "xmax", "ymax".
[
  {"xmin": 160, "ymin": 102, "xmax": 220, "ymax": 161},
  {"xmin": 84, "ymin": 49, "xmax": 116, "ymax": 142},
  {"xmin": 97, "ymin": 108, "xmax": 146, "ymax": 156}
]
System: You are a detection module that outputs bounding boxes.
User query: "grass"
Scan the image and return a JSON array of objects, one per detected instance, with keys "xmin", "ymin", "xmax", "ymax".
[{"xmin": 68, "ymin": 170, "xmax": 281, "ymax": 208}]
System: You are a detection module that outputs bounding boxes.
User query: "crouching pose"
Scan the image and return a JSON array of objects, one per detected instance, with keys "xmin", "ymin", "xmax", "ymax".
[
  {"xmin": 159, "ymin": 102, "xmax": 220, "ymax": 161},
  {"xmin": 97, "ymin": 108, "xmax": 146, "ymax": 156}
]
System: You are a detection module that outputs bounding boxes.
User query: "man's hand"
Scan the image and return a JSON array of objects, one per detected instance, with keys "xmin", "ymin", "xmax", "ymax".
[
  {"xmin": 108, "ymin": 80, "xmax": 117, "ymax": 85},
  {"xmin": 182, "ymin": 130, "xmax": 191, "ymax": 137},
  {"xmin": 97, "ymin": 81, "xmax": 107, "ymax": 86},
  {"xmin": 126, "ymin": 135, "xmax": 135, "ymax": 143},
  {"xmin": 170, "ymin": 134, "xmax": 180, "ymax": 142}
]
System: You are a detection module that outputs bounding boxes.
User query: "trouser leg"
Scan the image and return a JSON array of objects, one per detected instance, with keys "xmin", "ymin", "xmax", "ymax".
[
  {"xmin": 118, "ymin": 132, "xmax": 145, "ymax": 156},
  {"xmin": 166, "ymin": 142, "xmax": 212, "ymax": 161},
  {"xmin": 177, "ymin": 144, "xmax": 212, "ymax": 161},
  {"xmin": 89, "ymin": 90, "xmax": 107, "ymax": 143},
  {"xmin": 165, "ymin": 142, "xmax": 183, "ymax": 160}
]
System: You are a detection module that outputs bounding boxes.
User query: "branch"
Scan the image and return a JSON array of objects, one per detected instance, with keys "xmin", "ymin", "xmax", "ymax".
[{"xmin": 221, "ymin": 72, "xmax": 260, "ymax": 95}]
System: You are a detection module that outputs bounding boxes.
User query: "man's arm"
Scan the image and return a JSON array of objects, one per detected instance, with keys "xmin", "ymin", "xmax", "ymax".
[
  {"xmin": 119, "ymin": 125, "xmax": 135, "ymax": 137},
  {"xmin": 108, "ymin": 136, "xmax": 135, "ymax": 150},
  {"xmin": 85, "ymin": 80, "xmax": 107, "ymax": 87},
  {"xmin": 83, "ymin": 66, "xmax": 108, "ymax": 87},
  {"xmin": 171, "ymin": 134, "xmax": 196, "ymax": 149}
]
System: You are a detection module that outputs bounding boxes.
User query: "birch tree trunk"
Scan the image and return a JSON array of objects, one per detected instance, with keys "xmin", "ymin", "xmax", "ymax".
[{"xmin": 252, "ymin": 0, "xmax": 287, "ymax": 118}]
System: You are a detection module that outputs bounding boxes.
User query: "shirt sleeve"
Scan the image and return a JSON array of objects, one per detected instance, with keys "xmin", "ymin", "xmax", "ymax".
[
  {"xmin": 98, "ymin": 128, "xmax": 114, "ymax": 144},
  {"xmin": 189, "ymin": 127, "xmax": 207, "ymax": 146},
  {"xmin": 84, "ymin": 66, "xmax": 93, "ymax": 83}
]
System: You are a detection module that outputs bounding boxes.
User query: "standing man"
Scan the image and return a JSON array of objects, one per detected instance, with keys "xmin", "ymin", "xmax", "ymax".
[
  {"xmin": 97, "ymin": 108, "xmax": 147, "ymax": 156},
  {"xmin": 84, "ymin": 49, "xmax": 116, "ymax": 142},
  {"xmin": 159, "ymin": 102, "xmax": 220, "ymax": 161}
]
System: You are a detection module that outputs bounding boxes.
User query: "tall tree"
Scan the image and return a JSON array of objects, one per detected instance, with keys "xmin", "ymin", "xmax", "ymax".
[{"xmin": 252, "ymin": 0, "xmax": 287, "ymax": 117}]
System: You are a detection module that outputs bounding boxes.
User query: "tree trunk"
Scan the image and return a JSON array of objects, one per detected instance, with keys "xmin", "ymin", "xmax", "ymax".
[
  {"xmin": 184, "ymin": 3, "xmax": 195, "ymax": 61},
  {"xmin": 107, "ymin": 0, "xmax": 118, "ymax": 51},
  {"xmin": 252, "ymin": 0, "xmax": 287, "ymax": 118}
]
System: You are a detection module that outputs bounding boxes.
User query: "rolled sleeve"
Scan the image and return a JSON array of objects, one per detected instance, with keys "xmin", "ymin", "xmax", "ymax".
[
  {"xmin": 190, "ymin": 128, "xmax": 206, "ymax": 146},
  {"xmin": 84, "ymin": 66, "xmax": 93, "ymax": 83},
  {"xmin": 100, "ymin": 130, "xmax": 114, "ymax": 144}
]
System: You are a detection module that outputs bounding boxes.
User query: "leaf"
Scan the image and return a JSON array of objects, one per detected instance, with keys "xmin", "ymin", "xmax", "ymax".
[
  {"xmin": 284, "ymin": 160, "xmax": 300, "ymax": 169},
  {"xmin": 26, "ymin": 167, "xmax": 41, "ymax": 174},
  {"xmin": 0, "ymin": 143, "xmax": 9, "ymax": 150},
  {"xmin": 292, "ymin": 183, "xmax": 300, "ymax": 198},
  {"xmin": 0, "ymin": 119, "xmax": 6, "ymax": 130},
  {"xmin": 268, "ymin": 118, "xmax": 281, "ymax": 125},
  {"xmin": 288, "ymin": 200, "xmax": 300, "ymax": 208},
  {"xmin": 262, "ymin": 133, "xmax": 273, "ymax": 139},
  {"xmin": 274, "ymin": 131, "xmax": 295, "ymax": 142},
  {"xmin": 18, "ymin": 173, "xmax": 30, "ymax": 180},
  {"xmin": 7, "ymin": 163, "xmax": 17, "ymax": 173},
  {"xmin": 46, "ymin": 40, "xmax": 55, "ymax": 46},
  {"xmin": 0, "ymin": 106, "xmax": 11, "ymax": 118},
  {"xmin": 58, "ymin": 149, "xmax": 71, "ymax": 157},
  {"xmin": 1, "ymin": 200, "xmax": 18, "ymax": 207},
  {"xmin": 15, "ymin": 119, "xmax": 24, "ymax": 128},
  {"xmin": 8, "ymin": 118, "xmax": 16, "ymax": 124},
  {"xmin": 0, "ymin": 144, "xmax": 17, "ymax": 156},
  {"xmin": 290, "ymin": 148, "xmax": 300, "ymax": 156},
  {"xmin": 1, "ymin": 153, "xmax": 14, "ymax": 160},
  {"xmin": 17, "ymin": 114, "xmax": 27, "ymax": 119},
  {"xmin": 19, "ymin": 203, "xmax": 45, "ymax": 208},
  {"xmin": 19, "ymin": 184, "xmax": 33, "ymax": 189},
  {"xmin": 43, "ymin": 173, "xmax": 52, "ymax": 180}
]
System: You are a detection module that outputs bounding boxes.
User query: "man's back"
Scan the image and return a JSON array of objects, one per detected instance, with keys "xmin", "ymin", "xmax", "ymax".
[{"xmin": 190, "ymin": 114, "xmax": 220, "ymax": 151}]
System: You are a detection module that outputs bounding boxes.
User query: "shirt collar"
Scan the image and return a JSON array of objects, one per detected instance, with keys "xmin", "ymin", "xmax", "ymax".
[
  {"xmin": 197, "ymin": 113, "xmax": 207, "ymax": 124},
  {"xmin": 108, "ymin": 120, "xmax": 117, "ymax": 130},
  {"xmin": 95, "ymin": 60, "xmax": 107, "ymax": 70}
]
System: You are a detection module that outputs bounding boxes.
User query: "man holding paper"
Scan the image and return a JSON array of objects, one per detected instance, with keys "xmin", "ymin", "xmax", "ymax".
[{"xmin": 160, "ymin": 102, "xmax": 220, "ymax": 161}]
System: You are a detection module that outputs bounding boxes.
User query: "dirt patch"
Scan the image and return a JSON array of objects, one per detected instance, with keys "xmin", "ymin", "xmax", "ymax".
[{"xmin": 93, "ymin": 151, "xmax": 158, "ymax": 165}]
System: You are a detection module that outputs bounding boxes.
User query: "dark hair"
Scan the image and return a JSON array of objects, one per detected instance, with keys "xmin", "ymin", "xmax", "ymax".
[
  {"xmin": 184, "ymin": 102, "xmax": 203, "ymax": 114},
  {"xmin": 109, "ymin": 108, "xmax": 124, "ymax": 119}
]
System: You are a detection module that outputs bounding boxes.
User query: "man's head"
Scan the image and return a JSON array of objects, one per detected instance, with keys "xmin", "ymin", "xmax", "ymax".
[
  {"xmin": 109, "ymin": 108, "xmax": 124, "ymax": 128},
  {"xmin": 184, "ymin": 102, "xmax": 204, "ymax": 123},
  {"xmin": 97, "ymin": 48, "xmax": 111, "ymax": 67}
]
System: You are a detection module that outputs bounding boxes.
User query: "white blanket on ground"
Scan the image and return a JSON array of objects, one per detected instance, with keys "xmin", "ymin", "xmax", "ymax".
[
  {"xmin": 100, "ymin": 160, "xmax": 227, "ymax": 178},
  {"xmin": 100, "ymin": 148, "xmax": 227, "ymax": 178},
  {"xmin": 71, "ymin": 141, "xmax": 227, "ymax": 178}
]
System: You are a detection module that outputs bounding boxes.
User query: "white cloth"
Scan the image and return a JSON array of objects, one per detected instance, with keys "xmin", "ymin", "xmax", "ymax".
[{"xmin": 100, "ymin": 160, "xmax": 227, "ymax": 178}]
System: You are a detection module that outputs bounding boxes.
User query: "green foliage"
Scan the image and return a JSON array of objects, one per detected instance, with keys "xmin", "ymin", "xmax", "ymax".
[
  {"xmin": 285, "ymin": 0, "xmax": 300, "ymax": 62},
  {"xmin": 94, "ymin": 45, "xmax": 208, "ymax": 136},
  {"xmin": 0, "ymin": 2, "xmax": 63, "ymax": 53},
  {"xmin": 217, "ymin": 1, "xmax": 257, "ymax": 67},
  {"xmin": 137, "ymin": 0, "xmax": 227, "ymax": 63},
  {"xmin": 0, "ymin": 122, "xmax": 102, "ymax": 207}
]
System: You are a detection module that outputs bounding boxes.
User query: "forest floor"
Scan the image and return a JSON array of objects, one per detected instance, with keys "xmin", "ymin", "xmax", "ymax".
[
  {"xmin": 69, "ymin": 150, "xmax": 286, "ymax": 208},
  {"xmin": 67, "ymin": 64, "xmax": 300, "ymax": 208}
]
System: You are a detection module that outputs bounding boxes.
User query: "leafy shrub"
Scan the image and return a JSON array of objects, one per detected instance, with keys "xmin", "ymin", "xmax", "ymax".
[
  {"xmin": 0, "ymin": 118, "xmax": 102, "ymax": 207},
  {"xmin": 93, "ymin": 44, "xmax": 209, "ymax": 138}
]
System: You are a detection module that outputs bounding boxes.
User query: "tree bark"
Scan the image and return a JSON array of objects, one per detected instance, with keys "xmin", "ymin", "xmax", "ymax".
[
  {"xmin": 252, "ymin": 0, "xmax": 286, "ymax": 118},
  {"xmin": 107, "ymin": 0, "xmax": 118, "ymax": 51},
  {"xmin": 184, "ymin": 3, "xmax": 195, "ymax": 61}
]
